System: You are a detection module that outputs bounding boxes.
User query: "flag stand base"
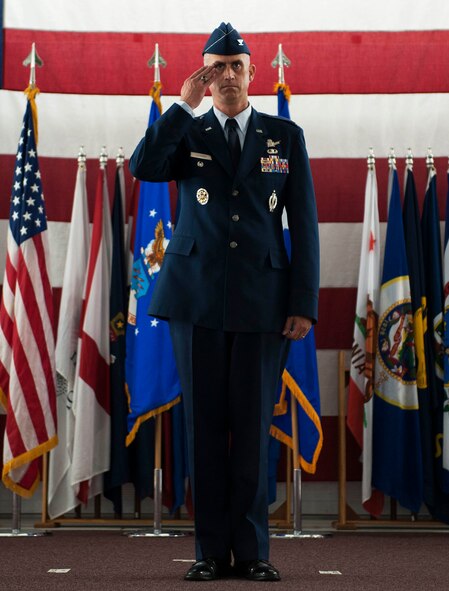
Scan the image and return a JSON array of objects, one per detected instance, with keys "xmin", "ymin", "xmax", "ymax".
[
  {"xmin": 0, "ymin": 530, "xmax": 51, "ymax": 537},
  {"xmin": 270, "ymin": 469, "xmax": 332, "ymax": 540},
  {"xmin": 1, "ymin": 494, "xmax": 53, "ymax": 536},
  {"xmin": 127, "ymin": 469, "xmax": 187, "ymax": 538},
  {"xmin": 127, "ymin": 530, "xmax": 187, "ymax": 538},
  {"xmin": 271, "ymin": 531, "xmax": 331, "ymax": 539}
]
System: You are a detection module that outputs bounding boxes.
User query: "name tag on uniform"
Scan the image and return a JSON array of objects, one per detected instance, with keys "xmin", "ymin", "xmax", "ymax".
[
  {"xmin": 261, "ymin": 156, "xmax": 289, "ymax": 174},
  {"xmin": 190, "ymin": 152, "xmax": 212, "ymax": 160}
]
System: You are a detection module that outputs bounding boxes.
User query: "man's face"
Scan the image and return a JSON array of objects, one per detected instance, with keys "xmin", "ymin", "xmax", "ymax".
[{"xmin": 203, "ymin": 53, "xmax": 256, "ymax": 108}]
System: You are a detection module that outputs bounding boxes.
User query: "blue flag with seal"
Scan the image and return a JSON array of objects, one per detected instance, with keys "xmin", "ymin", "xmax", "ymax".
[
  {"xmin": 421, "ymin": 166, "xmax": 449, "ymax": 523},
  {"xmin": 403, "ymin": 167, "xmax": 435, "ymax": 509},
  {"xmin": 125, "ymin": 82, "xmax": 181, "ymax": 445},
  {"xmin": 443, "ymin": 171, "xmax": 449, "ymax": 492},
  {"xmin": 270, "ymin": 82, "xmax": 323, "ymax": 475},
  {"xmin": 372, "ymin": 167, "xmax": 422, "ymax": 513}
]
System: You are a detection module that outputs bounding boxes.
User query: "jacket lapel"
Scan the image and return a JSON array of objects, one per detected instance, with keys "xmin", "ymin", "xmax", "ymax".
[
  {"xmin": 200, "ymin": 109, "xmax": 234, "ymax": 178},
  {"xmin": 199, "ymin": 107, "xmax": 269, "ymax": 182},
  {"xmin": 235, "ymin": 109, "xmax": 268, "ymax": 186}
]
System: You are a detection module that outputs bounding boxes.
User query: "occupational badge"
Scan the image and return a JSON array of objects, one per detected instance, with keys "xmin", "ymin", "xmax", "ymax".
[
  {"xmin": 268, "ymin": 190, "xmax": 278, "ymax": 212},
  {"xmin": 267, "ymin": 139, "xmax": 281, "ymax": 148},
  {"xmin": 196, "ymin": 188, "xmax": 209, "ymax": 205}
]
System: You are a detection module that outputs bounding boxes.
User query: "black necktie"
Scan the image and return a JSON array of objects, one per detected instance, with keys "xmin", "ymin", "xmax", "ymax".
[{"xmin": 225, "ymin": 118, "xmax": 241, "ymax": 170}]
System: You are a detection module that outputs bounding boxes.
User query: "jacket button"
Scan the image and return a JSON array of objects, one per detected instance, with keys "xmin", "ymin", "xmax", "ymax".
[
  {"xmin": 232, "ymin": 189, "xmax": 239, "ymax": 196},
  {"xmin": 232, "ymin": 214, "xmax": 240, "ymax": 222},
  {"xmin": 230, "ymin": 241, "xmax": 238, "ymax": 248}
]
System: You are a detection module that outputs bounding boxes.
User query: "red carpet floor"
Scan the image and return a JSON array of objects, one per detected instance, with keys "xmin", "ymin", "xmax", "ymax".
[{"xmin": 0, "ymin": 530, "xmax": 448, "ymax": 590}]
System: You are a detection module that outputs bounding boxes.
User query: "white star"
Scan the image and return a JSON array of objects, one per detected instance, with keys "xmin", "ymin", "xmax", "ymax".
[
  {"xmin": 28, "ymin": 149, "xmax": 36, "ymax": 158},
  {"xmin": 149, "ymin": 209, "xmax": 157, "ymax": 217},
  {"xmin": 27, "ymin": 197, "xmax": 36, "ymax": 206},
  {"xmin": 35, "ymin": 170, "xmax": 41, "ymax": 179},
  {"xmin": 15, "ymin": 166, "xmax": 22, "ymax": 176},
  {"xmin": 20, "ymin": 226, "xmax": 28, "ymax": 236},
  {"xmin": 27, "ymin": 129, "xmax": 32, "ymax": 137},
  {"xmin": 151, "ymin": 319, "xmax": 159, "ymax": 327},
  {"xmin": 12, "ymin": 211, "xmax": 19, "ymax": 221},
  {"xmin": 19, "ymin": 137, "xmax": 24, "ymax": 145},
  {"xmin": 41, "ymin": 193, "xmax": 45, "ymax": 200},
  {"xmin": 23, "ymin": 211, "xmax": 32, "ymax": 221},
  {"xmin": 13, "ymin": 196, "xmax": 20, "ymax": 206},
  {"xmin": 14, "ymin": 181, "xmax": 20, "ymax": 191},
  {"xmin": 35, "ymin": 219, "xmax": 42, "ymax": 227},
  {"xmin": 16, "ymin": 152, "xmax": 22, "ymax": 161},
  {"xmin": 135, "ymin": 328, "xmax": 139, "ymax": 335},
  {"xmin": 167, "ymin": 221, "xmax": 172, "ymax": 229},
  {"xmin": 24, "ymin": 163, "xmax": 32, "ymax": 173},
  {"xmin": 38, "ymin": 206, "xmax": 44, "ymax": 214},
  {"xmin": 30, "ymin": 184, "xmax": 39, "ymax": 193},
  {"xmin": 23, "ymin": 177, "xmax": 28, "ymax": 186}
]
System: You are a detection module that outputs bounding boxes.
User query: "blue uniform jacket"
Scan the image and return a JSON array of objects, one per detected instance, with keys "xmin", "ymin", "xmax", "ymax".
[{"xmin": 129, "ymin": 103, "xmax": 319, "ymax": 333}]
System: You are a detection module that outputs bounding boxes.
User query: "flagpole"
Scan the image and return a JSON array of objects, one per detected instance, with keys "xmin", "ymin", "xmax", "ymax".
[
  {"xmin": 1, "ymin": 43, "xmax": 49, "ymax": 537},
  {"xmin": 269, "ymin": 43, "xmax": 328, "ymax": 540},
  {"xmin": 128, "ymin": 44, "xmax": 184, "ymax": 539}
]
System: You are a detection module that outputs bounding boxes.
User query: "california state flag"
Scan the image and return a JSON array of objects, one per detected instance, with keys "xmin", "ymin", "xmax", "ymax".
[
  {"xmin": 347, "ymin": 162, "xmax": 384, "ymax": 516},
  {"xmin": 71, "ymin": 164, "xmax": 112, "ymax": 503}
]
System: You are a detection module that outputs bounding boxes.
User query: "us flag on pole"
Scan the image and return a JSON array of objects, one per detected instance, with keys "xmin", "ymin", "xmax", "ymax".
[{"xmin": 0, "ymin": 92, "xmax": 57, "ymax": 497}]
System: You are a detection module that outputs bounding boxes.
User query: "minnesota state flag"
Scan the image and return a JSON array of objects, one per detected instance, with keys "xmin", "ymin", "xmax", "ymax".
[
  {"xmin": 372, "ymin": 167, "xmax": 422, "ymax": 513},
  {"xmin": 125, "ymin": 82, "xmax": 181, "ymax": 444}
]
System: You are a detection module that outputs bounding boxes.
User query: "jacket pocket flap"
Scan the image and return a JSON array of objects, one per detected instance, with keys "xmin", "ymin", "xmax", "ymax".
[
  {"xmin": 268, "ymin": 248, "xmax": 289, "ymax": 269},
  {"xmin": 166, "ymin": 234, "xmax": 195, "ymax": 256}
]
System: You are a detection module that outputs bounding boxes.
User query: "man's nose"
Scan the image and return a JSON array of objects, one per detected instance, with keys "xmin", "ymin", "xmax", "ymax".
[{"xmin": 224, "ymin": 65, "xmax": 235, "ymax": 79}]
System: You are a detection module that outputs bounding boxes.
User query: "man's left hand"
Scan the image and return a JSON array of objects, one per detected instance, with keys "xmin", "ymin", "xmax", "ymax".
[{"xmin": 282, "ymin": 316, "xmax": 312, "ymax": 341}]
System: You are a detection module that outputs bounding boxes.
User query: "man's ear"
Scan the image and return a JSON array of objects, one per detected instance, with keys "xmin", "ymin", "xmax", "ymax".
[{"xmin": 249, "ymin": 64, "xmax": 256, "ymax": 82}]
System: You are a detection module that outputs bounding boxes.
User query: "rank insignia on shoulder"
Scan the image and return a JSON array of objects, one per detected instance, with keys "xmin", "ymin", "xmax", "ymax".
[
  {"xmin": 196, "ymin": 188, "xmax": 209, "ymax": 205},
  {"xmin": 261, "ymin": 156, "xmax": 289, "ymax": 174}
]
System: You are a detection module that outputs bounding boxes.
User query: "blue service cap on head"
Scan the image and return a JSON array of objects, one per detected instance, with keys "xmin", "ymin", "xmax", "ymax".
[{"xmin": 202, "ymin": 22, "xmax": 250, "ymax": 56}]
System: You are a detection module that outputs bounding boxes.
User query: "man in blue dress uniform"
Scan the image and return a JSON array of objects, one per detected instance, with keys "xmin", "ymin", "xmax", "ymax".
[{"xmin": 130, "ymin": 22, "xmax": 319, "ymax": 582}]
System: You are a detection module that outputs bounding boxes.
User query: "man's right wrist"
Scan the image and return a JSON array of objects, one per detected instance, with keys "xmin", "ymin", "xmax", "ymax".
[{"xmin": 177, "ymin": 100, "xmax": 195, "ymax": 117}]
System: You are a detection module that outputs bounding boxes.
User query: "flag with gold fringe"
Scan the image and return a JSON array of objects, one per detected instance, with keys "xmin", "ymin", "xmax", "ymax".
[
  {"xmin": 0, "ymin": 85, "xmax": 57, "ymax": 496},
  {"xmin": 270, "ymin": 82, "xmax": 323, "ymax": 474},
  {"xmin": 125, "ymin": 81, "xmax": 181, "ymax": 445}
]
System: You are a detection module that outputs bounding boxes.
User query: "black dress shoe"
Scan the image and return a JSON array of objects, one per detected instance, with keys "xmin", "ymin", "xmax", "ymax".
[
  {"xmin": 184, "ymin": 558, "xmax": 229, "ymax": 581},
  {"xmin": 235, "ymin": 559, "xmax": 281, "ymax": 582}
]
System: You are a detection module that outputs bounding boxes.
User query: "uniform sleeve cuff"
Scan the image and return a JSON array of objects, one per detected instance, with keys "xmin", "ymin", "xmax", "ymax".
[{"xmin": 176, "ymin": 100, "xmax": 195, "ymax": 118}]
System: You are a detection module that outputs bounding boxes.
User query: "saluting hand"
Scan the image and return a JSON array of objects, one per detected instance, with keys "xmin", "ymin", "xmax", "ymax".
[{"xmin": 180, "ymin": 64, "xmax": 218, "ymax": 110}]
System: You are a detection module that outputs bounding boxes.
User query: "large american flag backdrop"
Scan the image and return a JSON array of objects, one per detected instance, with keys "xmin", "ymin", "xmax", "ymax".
[{"xmin": 1, "ymin": 1, "xmax": 449, "ymax": 507}]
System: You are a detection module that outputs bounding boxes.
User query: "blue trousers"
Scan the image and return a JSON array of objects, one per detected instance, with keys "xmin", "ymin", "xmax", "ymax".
[{"xmin": 169, "ymin": 321, "xmax": 289, "ymax": 563}]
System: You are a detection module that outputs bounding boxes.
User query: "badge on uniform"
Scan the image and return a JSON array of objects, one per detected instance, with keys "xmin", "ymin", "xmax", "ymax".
[
  {"xmin": 196, "ymin": 188, "xmax": 209, "ymax": 205},
  {"xmin": 268, "ymin": 190, "xmax": 278, "ymax": 212},
  {"xmin": 261, "ymin": 156, "xmax": 289, "ymax": 174}
]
